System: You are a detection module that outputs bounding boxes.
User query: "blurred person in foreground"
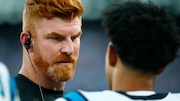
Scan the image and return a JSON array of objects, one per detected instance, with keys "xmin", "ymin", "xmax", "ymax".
[
  {"xmin": 55, "ymin": 0, "xmax": 180, "ymax": 101},
  {"xmin": 0, "ymin": 61, "xmax": 20, "ymax": 101},
  {"xmin": 14, "ymin": 0, "xmax": 84, "ymax": 101}
]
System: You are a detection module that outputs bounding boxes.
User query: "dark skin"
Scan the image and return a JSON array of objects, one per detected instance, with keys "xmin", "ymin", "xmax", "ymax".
[{"xmin": 105, "ymin": 43, "xmax": 165, "ymax": 91}]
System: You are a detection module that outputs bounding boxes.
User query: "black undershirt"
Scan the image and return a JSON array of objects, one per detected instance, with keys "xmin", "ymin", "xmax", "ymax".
[{"xmin": 15, "ymin": 74, "xmax": 63, "ymax": 101}]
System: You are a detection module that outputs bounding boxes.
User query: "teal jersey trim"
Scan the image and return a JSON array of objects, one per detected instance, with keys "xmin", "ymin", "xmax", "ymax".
[{"xmin": 64, "ymin": 91, "xmax": 87, "ymax": 101}]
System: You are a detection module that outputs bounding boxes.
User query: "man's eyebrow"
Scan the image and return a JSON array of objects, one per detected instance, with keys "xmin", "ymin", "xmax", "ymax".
[
  {"xmin": 72, "ymin": 31, "xmax": 82, "ymax": 37},
  {"xmin": 46, "ymin": 31, "xmax": 82, "ymax": 37},
  {"xmin": 46, "ymin": 32, "xmax": 62, "ymax": 37}
]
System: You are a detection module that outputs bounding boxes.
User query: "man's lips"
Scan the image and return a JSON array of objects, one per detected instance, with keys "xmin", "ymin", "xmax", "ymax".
[
  {"xmin": 58, "ymin": 59, "xmax": 74, "ymax": 62},
  {"xmin": 55, "ymin": 60, "xmax": 74, "ymax": 65}
]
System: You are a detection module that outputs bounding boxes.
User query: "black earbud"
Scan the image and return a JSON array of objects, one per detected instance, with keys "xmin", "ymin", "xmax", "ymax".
[
  {"xmin": 24, "ymin": 31, "xmax": 32, "ymax": 50},
  {"xmin": 24, "ymin": 39, "xmax": 31, "ymax": 50}
]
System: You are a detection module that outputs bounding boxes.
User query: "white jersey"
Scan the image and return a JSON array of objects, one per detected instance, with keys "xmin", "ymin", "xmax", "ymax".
[
  {"xmin": 0, "ymin": 62, "xmax": 20, "ymax": 101},
  {"xmin": 55, "ymin": 90, "xmax": 180, "ymax": 101}
]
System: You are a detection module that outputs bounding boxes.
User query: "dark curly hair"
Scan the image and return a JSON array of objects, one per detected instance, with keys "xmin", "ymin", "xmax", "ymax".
[{"xmin": 102, "ymin": 0, "xmax": 180, "ymax": 74}]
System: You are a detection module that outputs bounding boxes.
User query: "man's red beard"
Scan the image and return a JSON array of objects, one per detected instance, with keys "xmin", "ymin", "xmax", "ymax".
[{"xmin": 32, "ymin": 44, "xmax": 77, "ymax": 83}]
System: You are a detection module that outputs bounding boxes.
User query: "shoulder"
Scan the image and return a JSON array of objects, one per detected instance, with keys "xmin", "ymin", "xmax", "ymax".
[
  {"xmin": 0, "ymin": 62, "xmax": 20, "ymax": 101},
  {"xmin": 55, "ymin": 90, "xmax": 180, "ymax": 101},
  {"xmin": 0, "ymin": 62, "xmax": 11, "ymax": 101},
  {"xmin": 55, "ymin": 90, "xmax": 129, "ymax": 101},
  {"xmin": 0, "ymin": 62, "xmax": 9, "ymax": 77},
  {"xmin": 165, "ymin": 92, "xmax": 180, "ymax": 100}
]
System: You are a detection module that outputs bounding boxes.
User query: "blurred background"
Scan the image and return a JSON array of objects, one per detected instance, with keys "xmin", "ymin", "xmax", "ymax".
[{"xmin": 0, "ymin": 0, "xmax": 180, "ymax": 93}]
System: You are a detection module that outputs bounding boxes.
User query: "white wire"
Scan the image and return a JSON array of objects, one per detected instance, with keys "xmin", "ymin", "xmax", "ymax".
[{"xmin": 27, "ymin": 51, "xmax": 45, "ymax": 101}]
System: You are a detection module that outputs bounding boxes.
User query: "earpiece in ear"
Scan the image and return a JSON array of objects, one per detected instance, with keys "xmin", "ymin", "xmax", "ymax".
[{"xmin": 24, "ymin": 40, "xmax": 31, "ymax": 50}]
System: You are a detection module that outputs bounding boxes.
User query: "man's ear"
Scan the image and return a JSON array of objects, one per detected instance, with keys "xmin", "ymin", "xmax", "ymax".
[
  {"xmin": 20, "ymin": 32, "xmax": 33, "ymax": 52},
  {"xmin": 157, "ymin": 67, "xmax": 165, "ymax": 75},
  {"xmin": 108, "ymin": 45, "xmax": 118, "ymax": 67}
]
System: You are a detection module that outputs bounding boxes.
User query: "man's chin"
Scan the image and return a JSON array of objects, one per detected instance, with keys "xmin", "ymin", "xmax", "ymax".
[
  {"xmin": 52, "ymin": 77, "xmax": 73, "ymax": 83},
  {"xmin": 47, "ymin": 65, "xmax": 75, "ymax": 83}
]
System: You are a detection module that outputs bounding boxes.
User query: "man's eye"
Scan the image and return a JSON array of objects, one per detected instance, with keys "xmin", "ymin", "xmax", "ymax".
[
  {"xmin": 71, "ymin": 37, "xmax": 76, "ymax": 41},
  {"xmin": 51, "ymin": 37, "xmax": 63, "ymax": 41},
  {"xmin": 71, "ymin": 36, "xmax": 79, "ymax": 41}
]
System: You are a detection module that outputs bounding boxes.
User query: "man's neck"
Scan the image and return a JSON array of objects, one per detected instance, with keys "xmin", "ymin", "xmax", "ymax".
[{"xmin": 112, "ymin": 67, "xmax": 155, "ymax": 91}]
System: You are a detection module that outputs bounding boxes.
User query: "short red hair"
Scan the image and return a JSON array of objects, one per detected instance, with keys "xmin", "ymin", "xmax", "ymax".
[{"xmin": 22, "ymin": 0, "xmax": 84, "ymax": 34}]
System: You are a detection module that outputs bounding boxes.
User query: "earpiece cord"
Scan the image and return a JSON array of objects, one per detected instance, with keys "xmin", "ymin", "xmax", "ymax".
[{"xmin": 27, "ymin": 51, "xmax": 45, "ymax": 101}]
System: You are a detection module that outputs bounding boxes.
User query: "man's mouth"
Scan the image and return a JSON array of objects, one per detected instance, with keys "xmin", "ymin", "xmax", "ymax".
[{"xmin": 55, "ymin": 60, "xmax": 73, "ymax": 65}]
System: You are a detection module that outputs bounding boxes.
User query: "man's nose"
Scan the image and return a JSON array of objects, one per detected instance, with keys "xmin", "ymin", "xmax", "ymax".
[{"xmin": 60, "ymin": 40, "xmax": 74, "ymax": 55}]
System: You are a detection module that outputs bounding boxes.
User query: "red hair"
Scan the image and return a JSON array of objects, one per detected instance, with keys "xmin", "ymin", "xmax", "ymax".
[{"xmin": 22, "ymin": 0, "xmax": 84, "ymax": 34}]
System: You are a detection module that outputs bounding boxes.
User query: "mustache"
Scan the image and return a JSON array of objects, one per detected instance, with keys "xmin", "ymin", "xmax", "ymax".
[{"xmin": 52, "ymin": 54, "xmax": 76, "ymax": 64}]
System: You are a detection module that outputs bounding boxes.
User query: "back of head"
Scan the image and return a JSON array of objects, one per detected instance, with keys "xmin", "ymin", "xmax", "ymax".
[
  {"xmin": 22, "ymin": 0, "xmax": 84, "ymax": 34},
  {"xmin": 102, "ymin": 0, "xmax": 180, "ymax": 74}
]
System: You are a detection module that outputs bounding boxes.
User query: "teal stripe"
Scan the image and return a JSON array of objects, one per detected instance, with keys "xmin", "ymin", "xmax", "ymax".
[{"xmin": 64, "ymin": 91, "xmax": 87, "ymax": 101}]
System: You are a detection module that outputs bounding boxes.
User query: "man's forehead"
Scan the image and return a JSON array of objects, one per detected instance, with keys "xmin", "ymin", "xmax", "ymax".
[{"xmin": 40, "ymin": 16, "xmax": 82, "ymax": 27}]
